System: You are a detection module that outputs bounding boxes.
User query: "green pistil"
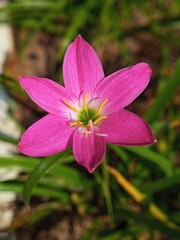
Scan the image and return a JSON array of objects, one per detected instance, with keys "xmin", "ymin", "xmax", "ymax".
[{"xmin": 78, "ymin": 107, "xmax": 99, "ymax": 126}]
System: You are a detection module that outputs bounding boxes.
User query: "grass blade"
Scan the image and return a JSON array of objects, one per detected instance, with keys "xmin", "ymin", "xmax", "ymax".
[
  {"xmin": 0, "ymin": 181, "xmax": 70, "ymax": 202},
  {"xmin": 142, "ymin": 173, "xmax": 180, "ymax": 193},
  {"xmin": 23, "ymin": 150, "xmax": 70, "ymax": 205},
  {"xmin": 115, "ymin": 145, "xmax": 173, "ymax": 175},
  {"xmin": 145, "ymin": 59, "xmax": 180, "ymax": 123}
]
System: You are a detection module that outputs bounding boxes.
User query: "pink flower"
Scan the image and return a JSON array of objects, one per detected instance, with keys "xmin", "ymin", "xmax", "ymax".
[{"xmin": 18, "ymin": 35, "xmax": 156, "ymax": 173}]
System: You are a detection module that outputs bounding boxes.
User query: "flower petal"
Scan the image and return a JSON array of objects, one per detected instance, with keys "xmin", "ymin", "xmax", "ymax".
[
  {"xmin": 19, "ymin": 76, "xmax": 77, "ymax": 116},
  {"xmin": 100, "ymin": 109, "xmax": 156, "ymax": 146},
  {"xmin": 63, "ymin": 35, "xmax": 104, "ymax": 96},
  {"xmin": 94, "ymin": 63, "xmax": 152, "ymax": 114},
  {"xmin": 73, "ymin": 131, "xmax": 106, "ymax": 173},
  {"xmin": 18, "ymin": 114, "xmax": 74, "ymax": 156}
]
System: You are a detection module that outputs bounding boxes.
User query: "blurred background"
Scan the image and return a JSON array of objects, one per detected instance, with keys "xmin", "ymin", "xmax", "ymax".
[{"xmin": 0, "ymin": 0, "xmax": 180, "ymax": 239}]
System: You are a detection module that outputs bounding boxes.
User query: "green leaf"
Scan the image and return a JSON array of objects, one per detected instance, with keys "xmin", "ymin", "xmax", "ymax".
[
  {"xmin": 81, "ymin": 219, "xmax": 102, "ymax": 240},
  {"xmin": 27, "ymin": 202, "xmax": 65, "ymax": 226},
  {"xmin": 0, "ymin": 181, "xmax": 70, "ymax": 202},
  {"xmin": 145, "ymin": 59, "xmax": 180, "ymax": 123},
  {"xmin": 58, "ymin": 0, "xmax": 92, "ymax": 61},
  {"xmin": 118, "ymin": 207, "xmax": 180, "ymax": 239},
  {"xmin": 94, "ymin": 167, "xmax": 114, "ymax": 222},
  {"xmin": 171, "ymin": 212, "xmax": 180, "ymax": 225},
  {"xmin": 118, "ymin": 145, "xmax": 173, "ymax": 175},
  {"xmin": 0, "ymin": 74, "xmax": 26, "ymax": 95},
  {"xmin": 0, "ymin": 133, "xmax": 18, "ymax": 145},
  {"xmin": 0, "ymin": 155, "xmax": 92, "ymax": 191},
  {"xmin": 40, "ymin": 165, "xmax": 93, "ymax": 191},
  {"xmin": 23, "ymin": 150, "xmax": 70, "ymax": 205},
  {"xmin": 0, "ymin": 156, "xmax": 40, "ymax": 171},
  {"xmin": 97, "ymin": 231, "xmax": 125, "ymax": 240},
  {"xmin": 142, "ymin": 173, "xmax": 180, "ymax": 193}
]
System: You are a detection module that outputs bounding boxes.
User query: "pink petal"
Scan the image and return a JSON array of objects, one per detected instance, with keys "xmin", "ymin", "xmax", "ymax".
[
  {"xmin": 18, "ymin": 114, "xmax": 74, "ymax": 156},
  {"xmin": 94, "ymin": 63, "xmax": 152, "ymax": 114},
  {"xmin": 63, "ymin": 35, "xmax": 104, "ymax": 96},
  {"xmin": 100, "ymin": 109, "xmax": 156, "ymax": 146},
  {"xmin": 73, "ymin": 131, "xmax": 106, "ymax": 173},
  {"xmin": 19, "ymin": 76, "xmax": 77, "ymax": 116}
]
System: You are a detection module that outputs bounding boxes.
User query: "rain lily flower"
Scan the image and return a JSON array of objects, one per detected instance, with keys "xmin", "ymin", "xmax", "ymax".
[{"xmin": 18, "ymin": 35, "xmax": 156, "ymax": 173}]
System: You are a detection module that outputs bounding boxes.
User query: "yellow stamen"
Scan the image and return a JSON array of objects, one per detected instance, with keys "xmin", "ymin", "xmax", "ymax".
[
  {"xmin": 85, "ymin": 133, "xmax": 88, "ymax": 138},
  {"xmin": 83, "ymin": 92, "xmax": 88, "ymax": 111},
  {"xmin": 69, "ymin": 121, "xmax": 83, "ymax": 127},
  {"xmin": 63, "ymin": 100, "xmax": 79, "ymax": 112},
  {"xmin": 93, "ymin": 116, "xmax": 107, "ymax": 125},
  {"xmin": 69, "ymin": 122, "xmax": 78, "ymax": 127},
  {"xmin": 97, "ymin": 99, "xmax": 108, "ymax": 115}
]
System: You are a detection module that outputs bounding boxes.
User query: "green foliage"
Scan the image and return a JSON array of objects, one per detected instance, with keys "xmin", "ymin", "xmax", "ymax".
[
  {"xmin": 0, "ymin": 0, "xmax": 180, "ymax": 239},
  {"xmin": 145, "ymin": 59, "xmax": 180, "ymax": 123}
]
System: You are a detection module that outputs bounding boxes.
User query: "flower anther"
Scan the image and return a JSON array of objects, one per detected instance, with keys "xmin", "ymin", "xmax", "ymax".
[{"xmin": 63, "ymin": 92, "xmax": 108, "ymax": 138}]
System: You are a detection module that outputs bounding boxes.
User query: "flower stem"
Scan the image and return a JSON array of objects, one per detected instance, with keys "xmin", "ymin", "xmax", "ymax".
[
  {"xmin": 102, "ymin": 157, "xmax": 114, "ymax": 223},
  {"xmin": 94, "ymin": 159, "xmax": 114, "ymax": 223}
]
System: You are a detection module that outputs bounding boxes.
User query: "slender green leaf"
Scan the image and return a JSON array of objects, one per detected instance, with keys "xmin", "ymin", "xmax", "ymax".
[
  {"xmin": 0, "ymin": 181, "xmax": 70, "ymax": 202},
  {"xmin": 145, "ymin": 59, "xmax": 180, "ymax": 123},
  {"xmin": 98, "ymin": 231, "xmax": 124, "ymax": 240},
  {"xmin": 0, "ymin": 156, "xmax": 40, "ymax": 170},
  {"xmin": 81, "ymin": 219, "xmax": 102, "ymax": 240},
  {"xmin": 40, "ymin": 165, "xmax": 93, "ymax": 191},
  {"xmin": 0, "ymin": 74, "xmax": 26, "ymax": 95},
  {"xmin": 58, "ymin": 0, "xmax": 92, "ymax": 60},
  {"xmin": 27, "ymin": 202, "xmax": 65, "ymax": 226},
  {"xmin": 0, "ymin": 155, "xmax": 74, "ymax": 173},
  {"xmin": 0, "ymin": 133, "xmax": 18, "ymax": 145},
  {"xmin": 118, "ymin": 207, "xmax": 180, "ymax": 239},
  {"xmin": 23, "ymin": 150, "xmax": 70, "ymax": 205},
  {"xmin": 142, "ymin": 173, "xmax": 180, "ymax": 193},
  {"xmin": 171, "ymin": 212, "xmax": 180, "ymax": 225},
  {"xmin": 94, "ymin": 170, "xmax": 114, "ymax": 221},
  {"xmin": 0, "ymin": 155, "xmax": 92, "ymax": 191},
  {"xmin": 113, "ymin": 145, "xmax": 173, "ymax": 175}
]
